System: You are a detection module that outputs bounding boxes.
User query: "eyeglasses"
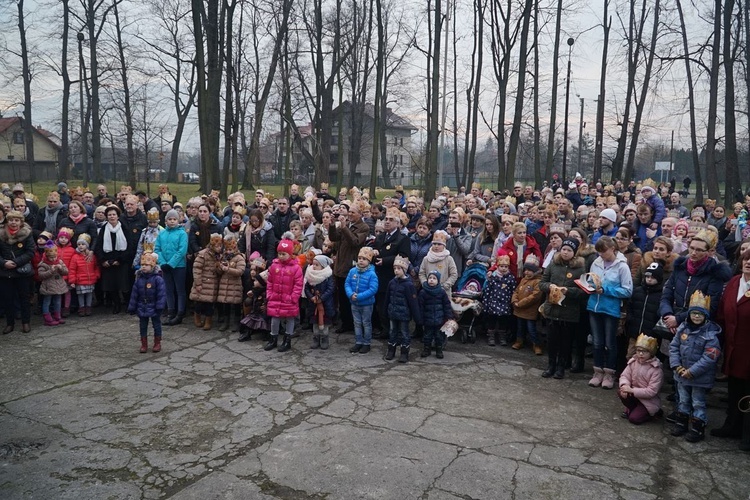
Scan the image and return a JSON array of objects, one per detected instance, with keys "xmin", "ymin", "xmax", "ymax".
[{"xmin": 688, "ymin": 246, "xmax": 708, "ymax": 253}]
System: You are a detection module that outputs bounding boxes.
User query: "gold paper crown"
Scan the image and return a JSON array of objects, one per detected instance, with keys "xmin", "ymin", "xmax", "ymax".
[
  {"xmin": 395, "ymin": 185, "xmax": 404, "ymax": 192},
  {"xmin": 642, "ymin": 178, "xmax": 657, "ymax": 189},
  {"xmin": 693, "ymin": 228, "xmax": 717, "ymax": 250},
  {"xmin": 471, "ymin": 182, "xmax": 481, "ymax": 190},
  {"xmin": 146, "ymin": 208, "xmax": 160, "ymax": 222},
  {"xmin": 636, "ymin": 333, "xmax": 658, "ymax": 354},
  {"xmin": 140, "ymin": 252, "xmax": 158, "ymax": 267},
  {"xmin": 320, "ymin": 182, "xmax": 329, "ymax": 189},
  {"xmin": 688, "ymin": 290, "xmax": 711, "ymax": 313},
  {"xmin": 666, "ymin": 209, "xmax": 680, "ymax": 218}
]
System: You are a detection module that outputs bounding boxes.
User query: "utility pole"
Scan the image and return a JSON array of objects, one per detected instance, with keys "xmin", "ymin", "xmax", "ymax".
[
  {"xmin": 438, "ymin": 0, "xmax": 451, "ymax": 191},
  {"xmin": 561, "ymin": 37, "xmax": 574, "ymax": 185},
  {"xmin": 577, "ymin": 97, "xmax": 584, "ymax": 177}
]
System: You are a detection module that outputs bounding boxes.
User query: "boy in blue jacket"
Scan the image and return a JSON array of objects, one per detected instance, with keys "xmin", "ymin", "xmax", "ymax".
[
  {"xmin": 128, "ymin": 252, "xmax": 167, "ymax": 353},
  {"xmin": 385, "ymin": 255, "xmax": 422, "ymax": 362},
  {"xmin": 669, "ymin": 290, "xmax": 721, "ymax": 443},
  {"xmin": 418, "ymin": 270, "xmax": 454, "ymax": 359},
  {"xmin": 345, "ymin": 247, "xmax": 379, "ymax": 354}
]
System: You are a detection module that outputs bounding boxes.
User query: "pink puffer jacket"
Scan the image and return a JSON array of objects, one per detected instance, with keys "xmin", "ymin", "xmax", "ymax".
[
  {"xmin": 618, "ymin": 356, "xmax": 664, "ymax": 415},
  {"xmin": 266, "ymin": 257, "xmax": 303, "ymax": 318}
]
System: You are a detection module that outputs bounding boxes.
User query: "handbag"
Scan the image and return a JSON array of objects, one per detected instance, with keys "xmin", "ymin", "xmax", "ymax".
[
  {"xmin": 15, "ymin": 262, "xmax": 34, "ymax": 276},
  {"xmin": 652, "ymin": 318, "xmax": 673, "ymax": 340}
]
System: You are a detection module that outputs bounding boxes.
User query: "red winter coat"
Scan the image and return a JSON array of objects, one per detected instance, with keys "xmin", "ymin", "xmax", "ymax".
[
  {"xmin": 57, "ymin": 244, "xmax": 76, "ymax": 283},
  {"xmin": 68, "ymin": 251, "xmax": 101, "ymax": 286},
  {"xmin": 501, "ymin": 235, "xmax": 542, "ymax": 281},
  {"xmin": 266, "ymin": 257, "xmax": 303, "ymax": 318},
  {"xmin": 717, "ymin": 275, "xmax": 750, "ymax": 380}
]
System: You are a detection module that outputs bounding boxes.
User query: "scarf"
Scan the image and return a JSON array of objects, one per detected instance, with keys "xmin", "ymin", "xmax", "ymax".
[
  {"xmin": 70, "ymin": 213, "xmax": 86, "ymax": 224},
  {"xmin": 425, "ymin": 247, "xmax": 451, "ymax": 263},
  {"xmin": 686, "ymin": 255, "xmax": 709, "ymax": 276},
  {"xmin": 7, "ymin": 226, "xmax": 19, "ymax": 237},
  {"xmin": 103, "ymin": 222, "xmax": 128, "ymax": 252},
  {"xmin": 421, "ymin": 282, "xmax": 444, "ymax": 298},
  {"xmin": 44, "ymin": 205, "xmax": 62, "ymax": 233},
  {"xmin": 304, "ymin": 265, "xmax": 332, "ymax": 286},
  {"xmin": 196, "ymin": 219, "xmax": 212, "ymax": 249}
]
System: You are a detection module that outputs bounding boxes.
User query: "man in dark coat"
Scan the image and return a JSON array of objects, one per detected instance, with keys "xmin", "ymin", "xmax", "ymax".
[{"xmin": 267, "ymin": 197, "xmax": 299, "ymax": 240}]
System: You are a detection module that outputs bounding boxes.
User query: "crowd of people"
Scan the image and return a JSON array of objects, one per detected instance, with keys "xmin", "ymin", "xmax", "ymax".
[{"xmin": 0, "ymin": 176, "xmax": 748, "ymax": 449}]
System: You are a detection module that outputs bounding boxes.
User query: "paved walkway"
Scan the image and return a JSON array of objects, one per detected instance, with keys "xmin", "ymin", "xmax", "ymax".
[{"xmin": 1, "ymin": 315, "xmax": 748, "ymax": 499}]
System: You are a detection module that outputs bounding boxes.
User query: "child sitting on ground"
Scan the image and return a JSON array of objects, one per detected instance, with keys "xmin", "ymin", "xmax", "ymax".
[
  {"xmin": 419, "ymin": 270, "xmax": 454, "ymax": 359},
  {"xmin": 618, "ymin": 333, "xmax": 663, "ymax": 424}
]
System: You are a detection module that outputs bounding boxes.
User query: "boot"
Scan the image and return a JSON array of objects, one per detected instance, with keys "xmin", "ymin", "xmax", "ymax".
[
  {"xmin": 218, "ymin": 316, "xmax": 229, "ymax": 332},
  {"xmin": 277, "ymin": 334, "xmax": 292, "ymax": 352},
  {"xmin": 152, "ymin": 337, "xmax": 162, "ymax": 353},
  {"xmin": 385, "ymin": 344, "xmax": 397, "ymax": 361},
  {"xmin": 165, "ymin": 310, "xmax": 176, "ymax": 324},
  {"xmin": 112, "ymin": 300, "xmax": 121, "ymax": 315},
  {"xmin": 359, "ymin": 345, "xmax": 371, "ymax": 354},
  {"xmin": 202, "ymin": 315, "xmax": 213, "ymax": 331},
  {"xmin": 487, "ymin": 329, "xmax": 496, "ymax": 347},
  {"xmin": 512, "ymin": 339, "xmax": 523, "ymax": 350},
  {"xmin": 167, "ymin": 313, "xmax": 184, "ymax": 326},
  {"xmin": 533, "ymin": 344, "xmax": 543, "ymax": 356},
  {"xmin": 263, "ymin": 335, "xmax": 278, "ymax": 351},
  {"xmin": 194, "ymin": 312, "xmax": 204, "ymax": 328},
  {"xmin": 52, "ymin": 311, "xmax": 65, "ymax": 324},
  {"xmin": 601, "ymin": 368, "xmax": 616, "ymax": 390},
  {"xmin": 498, "ymin": 330, "xmax": 508, "ymax": 347},
  {"xmin": 435, "ymin": 345, "xmax": 444, "ymax": 359},
  {"xmin": 43, "ymin": 313, "xmax": 59, "ymax": 326},
  {"xmin": 398, "ymin": 346, "xmax": 410, "ymax": 363},
  {"xmin": 84, "ymin": 306, "xmax": 92, "ymax": 317},
  {"xmin": 740, "ymin": 413, "xmax": 750, "ymax": 451},
  {"xmin": 685, "ymin": 418, "xmax": 706, "ymax": 442},
  {"xmin": 61, "ymin": 306, "xmax": 70, "ymax": 318},
  {"xmin": 554, "ymin": 357, "xmax": 565, "ymax": 379},
  {"xmin": 310, "ymin": 335, "xmax": 320, "ymax": 349},
  {"xmin": 140, "ymin": 337, "xmax": 148, "ymax": 353},
  {"xmin": 710, "ymin": 408, "xmax": 742, "ymax": 438},
  {"xmin": 238, "ymin": 330, "xmax": 252, "ymax": 342},
  {"xmin": 421, "ymin": 344, "xmax": 431, "ymax": 358},
  {"xmin": 589, "ymin": 367, "xmax": 604, "ymax": 387},
  {"xmin": 320, "ymin": 328, "xmax": 330, "ymax": 350},
  {"xmin": 570, "ymin": 354, "xmax": 585, "ymax": 373},
  {"xmin": 542, "ymin": 353, "xmax": 556, "ymax": 378},
  {"xmin": 79, "ymin": 307, "xmax": 86, "ymax": 317},
  {"xmin": 670, "ymin": 412, "xmax": 690, "ymax": 437}
]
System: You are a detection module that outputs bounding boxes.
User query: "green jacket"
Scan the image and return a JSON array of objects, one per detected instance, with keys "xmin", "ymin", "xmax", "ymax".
[{"xmin": 539, "ymin": 254, "xmax": 586, "ymax": 323}]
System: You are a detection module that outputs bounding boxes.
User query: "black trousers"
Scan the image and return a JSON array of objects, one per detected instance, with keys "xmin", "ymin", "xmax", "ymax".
[
  {"xmin": 335, "ymin": 276, "xmax": 353, "ymax": 329},
  {"xmin": 0, "ymin": 277, "xmax": 31, "ymax": 326}
]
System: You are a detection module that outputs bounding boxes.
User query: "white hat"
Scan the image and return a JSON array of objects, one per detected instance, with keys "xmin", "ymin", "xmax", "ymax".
[{"xmin": 600, "ymin": 208, "xmax": 617, "ymax": 223}]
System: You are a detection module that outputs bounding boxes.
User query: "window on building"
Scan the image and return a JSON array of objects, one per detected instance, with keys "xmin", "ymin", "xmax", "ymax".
[
  {"xmin": 330, "ymin": 152, "xmax": 338, "ymax": 163},
  {"xmin": 13, "ymin": 132, "xmax": 24, "ymax": 144},
  {"xmin": 399, "ymin": 137, "xmax": 403, "ymax": 146}
]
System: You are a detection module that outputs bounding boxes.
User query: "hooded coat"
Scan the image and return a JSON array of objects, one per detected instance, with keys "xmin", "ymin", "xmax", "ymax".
[
  {"xmin": 189, "ymin": 247, "xmax": 222, "ymax": 303},
  {"xmin": 265, "ymin": 257, "xmax": 303, "ymax": 318},
  {"xmin": 659, "ymin": 256, "xmax": 733, "ymax": 324},
  {"xmin": 68, "ymin": 250, "xmax": 100, "ymax": 286},
  {"xmin": 669, "ymin": 319, "xmax": 722, "ymax": 388},
  {"xmin": 216, "ymin": 252, "xmax": 246, "ymax": 304},
  {"xmin": 511, "ymin": 272, "xmax": 544, "ymax": 320},
  {"xmin": 127, "ymin": 269, "xmax": 167, "ymax": 317},
  {"xmin": 587, "ymin": 252, "xmax": 634, "ymax": 318},
  {"xmin": 539, "ymin": 254, "xmax": 587, "ymax": 323},
  {"xmin": 0, "ymin": 224, "xmax": 35, "ymax": 279},
  {"xmin": 618, "ymin": 356, "xmax": 664, "ymax": 415},
  {"xmin": 37, "ymin": 257, "xmax": 69, "ymax": 295},
  {"xmin": 418, "ymin": 282, "xmax": 453, "ymax": 327}
]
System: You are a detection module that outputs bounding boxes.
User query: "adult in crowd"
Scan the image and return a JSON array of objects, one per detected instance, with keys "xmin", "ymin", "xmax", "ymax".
[
  {"xmin": 714, "ymin": 248, "xmax": 750, "ymax": 450},
  {"xmin": 136, "ymin": 191, "xmax": 158, "ymax": 213},
  {"xmin": 155, "ymin": 209, "xmax": 189, "ymax": 326},
  {"xmin": 501, "ymin": 222, "xmax": 542, "ymax": 282},
  {"xmin": 409, "ymin": 217, "xmax": 433, "ymax": 274},
  {"xmin": 13, "ymin": 196, "xmax": 38, "ymax": 232},
  {"xmin": 59, "ymin": 200, "xmax": 98, "ymax": 249},
  {"xmin": 668, "ymin": 192, "xmax": 689, "ymax": 219},
  {"xmin": 591, "ymin": 208, "xmax": 618, "ymax": 244},
  {"xmin": 94, "ymin": 206, "xmax": 131, "ymax": 314},
  {"xmin": 267, "ymin": 197, "xmax": 299, "ymax": 240},
  {"xmin": 11, "ymin": 184, "xmax": 39, "ymax": 217},
  {"xmin": 467, "ymin": 214, "xmax": 501, "ymax": 268},
  {"xmin": 0, "ymin": 211, "xmax": 35, "ymax": 333},
  {"xmin": 633, "ymin": 204, "xmax": 660, "ymax": 254},
  {"xmin": 615, "ymin": 225, "xmax": 642, "ymax": 281},
  {"xmin": 328, "ymin": 201, "xmax": 370, "ymax": 333},
  {"xmin": 188, "ymin": 204, "xmax": 222, "ymax": 260},
  {"xmin": 94, "ymin": 184, "xmax": 109, "ymax": 204},
  {"xmin": 35, "ymin": 191, "xmax": 67, "ymax": 236},
  {"xmin": 56, "ymin": 182, "xmax": 72, "ymax": 205},
  {"xmin": 121, "ymin": 195, "xmax": 148, "ymax": 259},
  {"xmin": 372, "ymin": 208, "xmax": 411, "ymax": 339},
  {"xmin": 445, "ymin": 210, "xmax": 472, "ymax": 278},
  {"xmin": 634, "ymin": 236, "xmax": 677, "ymax": 286},
  {"xmin": 153, "ymin": 184, "xmax": 177, "ymax": 206}
]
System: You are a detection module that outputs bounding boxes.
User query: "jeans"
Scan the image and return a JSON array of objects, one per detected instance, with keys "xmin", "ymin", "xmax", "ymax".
[
  {"xmin": 270, "ymin": 316, "xmax": 295, "ymax": 337},
  {"xmin": 352, "ymin": 303, "xmax": 373, "ymax": 346},
  {"xmin": 423, "ymin": 325, "xmax": 445, "ymax": 348},
  {"xmin": 590, "ymin": 312, "xmax": 619, "ymax": 369},
  {"xmin": 77, "ymin": 292, "xmax": 93, "ymax": 308},
  {"xmin": 163, "ymin": 266, "xmax": 187, "ymax": 315},
  {"xmin": 389, "ymin": 319, "xmax": 410, "ymax": 348},
  {"xmin": 677, "ymin": 382, "xmax": 708, "ymax": 423},
  {"xmin": 517, "ymin": 318, "xmax": 538, "ymax": 344},
  {"xmin": 42, "ymin": 294, "xmax": 62, "ymax": 314},
  {"xmin": 139, "ymin": 315, "xmax": 163, "ymax": 338}
]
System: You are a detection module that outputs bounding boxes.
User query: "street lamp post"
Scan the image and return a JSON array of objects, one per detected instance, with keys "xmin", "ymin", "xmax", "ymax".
[
  {"xmin": 77, "ymin": 32, "xmax": 89, "ymax": 187},
  {"xmin": 561, "ymin": 37, "xmax": 574, "ymax": 186}
]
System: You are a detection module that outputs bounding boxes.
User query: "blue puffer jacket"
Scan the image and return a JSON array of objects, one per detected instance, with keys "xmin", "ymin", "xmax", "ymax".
[
  {"xmin": 155, "ymin": 225, "xmax": 188, "ymax": 269},
  {"xmin": 659, "ymin": 256, "xmax": 733, "ymax": 324},
  {"xmin": 305, "ymin": 275, "xmax": 336, "ymax": 323},
  {"xmin": 418, "ymin": 284, "xmax": 453, "ymax": 327},
  {"xmin": 386, "ymin": 276, "xmax": 422, "ymax": 323},
  {"xmin": 344, "ymin": 264, "xmax": 379, "ymax": 307},
  {"xmin": 669, "ymin": 320, "xmax": 721, "ymax": 388},
  {"xmin": 587, "ymin": 252, "xmax": 633, "ymax": 318},
  {"xmin": 410, "ymin": 233, "xmax": 433, "ymax": 271},
  {"xmin": 127, "ymin": 270, "xmax": 167, "ymax": 317}
]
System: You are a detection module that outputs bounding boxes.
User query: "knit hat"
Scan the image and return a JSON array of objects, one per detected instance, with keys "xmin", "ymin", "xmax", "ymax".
[
  {"xmin": 600, "ymin": 208, "xmax": 617, "ymax": 223},
  {"xmin": 44, "ymin": 240, "xmax": 57, "ymax": 256},
  {"xmin": 166, "ymin": 209, "xmax": 180, "ymax": 221},
  {"xmin": 38, "ymin": 231, "xmax": 54, "ymax": 242},
  {"xmin": 427, "ymin": 270, "xmax": 442, "ymax": 283},
  {"xmin": 432, "ymin": 230, "xmax": 448, "ymax": 246},
  {"xmin": 623, "ymin": 203, "xmax": 637, "ymax": 215},
  {"xmin": 147, "ymin": 207, "xmax": 160, "ymax": 222},
  {"xmin": 57, "ymin": 227, "xmax": 74, "ymax": 240},
  {"xmin": 673, "ymin": 219, "xmax": 689, "ymax": 235},
  {"xmin": 314, "ymin": 255, "xmax": 332, "ymax": 268},
  {"xmin": 523, "ymin": 254, "xmax": 540, "ymax": 273},
  {"xmin": 358, "ymin": 246, "xmax": 374, "ymax": 262},
  {"xmin": 561, "ymin": 238, "xmax": 580, "ymax": 254},
  {"xmin": 643, "ymin": 261, "xmax": 664, "ymax": 284},
  {"xmin": 140, "ymin": 252, "xmax": 158, "ymax": 268},
  {"xmin": 12, "ymin": 183, "xmax": 24, "ymax": 193},
  {"xmin": 277, "ymin": 239, "xmax": 294, "ymax": 255},
  {"xmin": 57, "ymin": 182, "xmax": 68, "ymax": 190},
  {"xmin": 77, "ymin": 233, "xmax": 92, "ymax": 248},
  {"xmin": 393, "ymin": 255, "xmax": 410, "ymax": 271}
]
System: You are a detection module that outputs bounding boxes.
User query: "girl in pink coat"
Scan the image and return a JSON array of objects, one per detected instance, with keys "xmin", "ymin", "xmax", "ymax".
[
  {"xmin": 618, "ymin": 333, "xmax": 664, "ymax": 424},
  {"xmin": 264, "ymin": 239, "xmax": 303, "ymax": 353}
]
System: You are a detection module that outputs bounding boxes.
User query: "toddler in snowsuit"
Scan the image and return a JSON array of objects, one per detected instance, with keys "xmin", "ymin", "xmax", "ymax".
[
  {"xmin": 418, "ymin": 270, "xmax": 454, "ymax": 359},
  {"xmin": 128, "ymin": 252, "xmax": 167, "ymax": 353},
  {"xmin": 385, "ymin": 255, "xmax": 422, "ymax": 362}
]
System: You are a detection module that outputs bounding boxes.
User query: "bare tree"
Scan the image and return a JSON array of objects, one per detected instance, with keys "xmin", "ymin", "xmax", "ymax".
[
  {"xmin": 17, "ymin": 0, "xmax": 36, "ymax": 178},
  {"xmin": 112, "ymin": 0, "xmax": 136, "ymax": 187},
  {"xmin": 723, "ymin": 0, "xmax": 741, "ymax": 205},
  {"xmin": 543, "ymin": 0, "xmax": 563, "ymax": 183},
  {"xmin": 593, "ymin": 0, "xmax": 610, "ymax": 184},
  {"xmin": 463, "ymin": 0, "xmax": 485, "ymax": 189},
  {"xmin": 704, "ymin": 0, "xmax": 722, "ymax": 200}
]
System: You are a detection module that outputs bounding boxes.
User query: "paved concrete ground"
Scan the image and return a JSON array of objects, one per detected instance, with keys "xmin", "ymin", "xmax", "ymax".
[{"xmin": 1, "ymin": 314, "xmax": 748, "ymax": 500}]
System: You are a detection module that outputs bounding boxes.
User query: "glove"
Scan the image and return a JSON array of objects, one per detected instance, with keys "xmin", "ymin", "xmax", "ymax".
[
  {"xmin": 682, "ymin": 369, "xmax": 693, "ymax": 380},
  {"xmin": 675, "ymin": 366, "xmax": 687, "ymax": 378}
]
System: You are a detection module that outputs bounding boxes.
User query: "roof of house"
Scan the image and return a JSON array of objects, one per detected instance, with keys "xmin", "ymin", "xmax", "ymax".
[
  {"xmin": 333, "ymin": 101, "xmax": 417, "ymax": 131},
  {"xmin": 0, "ymin": 116, "xmax": 62, "ymax": 151}
]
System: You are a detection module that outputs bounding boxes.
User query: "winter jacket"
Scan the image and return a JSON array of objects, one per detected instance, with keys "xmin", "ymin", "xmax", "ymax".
[
  {"xmin": 482, "ymin": 271, "xmax": 517, "ymax": 317},
  {"xmin": 345, "ymin": 264, "xmax": 379, "ymax": 307},
  {"xmin": 643, "ymin": 193, "xmax": 666, "ymax": 226},
  {"xmin": 669, "ymin": 320, "xmax": 721, "ymax": 388},
  {"xmin": 0, "ymin": 224, "xmax": 35, "ymax": 279},
  {"xmin": 618, "ymin": 356, "xmax": 664, "ymax": 415},
  {"xmin": 418, "ymin": 254, "xmax": 458, "ymax": 294},
  {"xmin": 59, "ymin": 216, "xmax": 98, "ymax": 251},
  {"xmin": 587, "ymin": 252, "xmax": 633, "ymax": 318},
  {"xmin": 240, "ymin": 220, "xmax": 277, "ymax": 265},
  {"xmin": 372, "ymin": 230, "xmax": 411, "ymax": 290},
  {"xmin": 621, "ymin": 246, "xmax": 642, "ymax": 282},
  {"xmin": 409, "ymin": 233, "xmax": 433, "ymax": 271},
  {"xmin": 445, "ymin": 229, "xmax": 473, "ymax": 278},
  {"xmin": 659, "ymin": 256, "xmax": 732, "ymax": 323},
  {"xmin": 626, "ymin": 283, "xmax": 663, "ymax": 339},
  {"xmin": 591, "ymin": 225, "xmax": 619, "ymax": 245},
  {"xmin": 34, "ymin": 206, "xmax": 67, "ymax": 235},
  {"xmin": 37, "ymin": 257, "xmax": 69, "ymax": 295},
  {"xmin": 56, "ymin": 244, "xmax": 76, "ymax": 283},
  {"xmin": 304, "ymin": 276, "xmax": 335, "ymax": 324},
  {"xmin": 67, "ymin": 251, "xmax": 100, "ymax": 286},
  {"xmin": 216, "ymin": 253, "xmax": 246, "ymax": 304},
  {"xmin": 511, "ymin": 273, "xmax": 543, "ymax": 320},
  {"xmin": 578, "ymin": 244, "xmax": 598, "ymax": 272},
  {"xmin": 539, "ymin": 255, "xmax": 587, "ymax": 323},
  {"xmin": 501, "ymin": 236, "xmax": 543, "ymax": 281},
  {"xmin": 418, "ymin": 284, "xmax": 453, "ymax": 327},
  {"xmin": 127, "ymin": 270, "xmax": 167, "ymax": 318},
  {"xmin": 468, "ymin": 232, "xmax": 497, "ymax": 266},
  {"xmin": 133, "ymin": 226, "xmax": 163, "ymax": 268},
  {"xmin": 189, "ymin": 248, "xmax": 222, "ymax": 303},
  {"xmin": 267, "ymin": 209, "xmax": 300, "ymax": 240},
  {"xmin": 154, "ymin": 225, "xmax": 188, "ymax": 269},
  {"xmin": 385, "ymin": 276, "xmax": 421, "ymax": 323},
  {"xmin": 328, "ymin": 220, "xmax": 370, "ymax": 278},
  {"xmin": 120, "ymin": 211, "xmax": 148, "ymax": 264},
  {"xmin": 188, "ymin": 219, "xmax": 221, "ymax": 256},
  {"xmin": 716, "ymin": 275, "xmax": 750, "ymax": 380},
  {"xmin": 266, "ymin": 257, "xmax": 303, "ymax": 318}
]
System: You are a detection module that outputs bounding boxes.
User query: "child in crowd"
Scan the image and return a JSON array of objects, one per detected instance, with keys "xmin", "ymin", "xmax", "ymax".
[
  {"xmin": 239, "ymin": 273, "xmax": 268, "ymax": 342},
  {"xmin": 669, "ymin": 290, "xmax": 722, "ymax": 442},
  {"xmin": 216, "ymin": 233, "xmax": 246, "ymax": 332},
  {"xmin": 626, "ymin": 262, "xmax": 664, "ymax": 358},
  {"xmin": 511, "ymin": 254, "xmax": 544, "ymax": 354},
  {"xmin": 385, "ymin": 256, "xmax": 421, "ymax": 362},
  {"xmin": 264, "ymin": 239, "xmax": 303, "ymax": 353},
  {"xmin": 128, "ymin": 252, "xmax": 166, "ymax": 353},
  {"xmin": 67, "ymin": 234, "xmax": 99, "ymax": 317},
  {"xmin": 154, "ymin": 209, "xmax": 188, "ymax": 325},
  {"xmin": 418, "ymin": 230, "xmax": 458, "ymax": 294},
  {"xmin": 618, "ymin": 333, "xmax": 664, "ymax": 424},
  {"xmin": 56, "ymin": 228, "xmax": 76, "ymax": 317},
  {"xmin": 482, "ymin": 250, "xmax": 517, "ymax": 347},
  {"xmin": 345, "ymin": 247, "xmax": 379, "ymax": 354},
  {"xmin": 189, "ymin": 233, "xmax": 223, "ymax": 330},
  {"xmin": 419, "ymin": 270, "xmax": 454, "ymax": 359},
  {"xmin": 37, "ymin": 241, "xmax": 69, "ymax": 326},
  {"xmin": 305, "ymin": 254, "xmax": 336, "ymax": 350},
  {"xmin": 133, "ymin": 208, "xmax": 162, "ymax": 269}
]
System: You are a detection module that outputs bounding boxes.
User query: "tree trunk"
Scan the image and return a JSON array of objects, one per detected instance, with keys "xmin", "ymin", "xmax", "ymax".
[
  {"xmin": 17, "ymin": 0, "xmax": 35, "ymax": 181},
  {"xmin": 532, "ymin": 0, "xmax": 541, "ymax": 188},
  {"xmin": 87, "ymin": 0, "xmax": 102, "ymax": 183},
  {"xmin": 60, "ymin": 0, "xmax": 71, "ymax": 181},
  {"xmin": 426, "ymin": 0, "xmax": 443, "ymax": 202},
  {"xmin": 221, "ymin": 0, "xmax": 237, "ymax": 200},
  {"xmin": 370, "ymin": 0, "xmax": 385, "ymax": 193},
  {"xmin": 113, "ymin": 2, "xmax": 136, "ymax": 188},
  {"xmin": 723, "ymin": 0, "xmax": 740, "ymax": 205},
  {"xmin": 465, "ymin": 0, "xmax": 484, "ymax": 190},
  {"xmin": 544, "ymin": 0, "xmax": 563, "ymax": 182},
  {"xmin": 704, "ymin": 0, "xmax": 722, "ymax": 200},
  {"xmin": 593, "ymin": 0, "xmax": 610, "ymax": 184}
]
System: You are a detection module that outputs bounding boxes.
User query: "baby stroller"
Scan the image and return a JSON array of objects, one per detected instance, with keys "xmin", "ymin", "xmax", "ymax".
[{"xmin": 451, "ymin": 263, "xmax": 486, "ymax": 344}]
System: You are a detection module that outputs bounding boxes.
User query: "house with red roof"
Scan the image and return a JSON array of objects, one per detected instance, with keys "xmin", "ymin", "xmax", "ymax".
[{"xmin": 0, "ymin": 116, "xmax": 61, "ymax": 182}]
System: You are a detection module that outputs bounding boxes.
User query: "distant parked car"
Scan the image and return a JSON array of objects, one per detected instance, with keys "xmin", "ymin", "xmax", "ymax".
[{"xmin": 181, "ymin": 172, "xmax": 200, "ymax": 183}]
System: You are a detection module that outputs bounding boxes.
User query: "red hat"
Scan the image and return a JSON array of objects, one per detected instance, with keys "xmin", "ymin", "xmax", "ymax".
[{"xmin": 277, "ymin": 239, "xmax": 294, "ymax": 254}]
